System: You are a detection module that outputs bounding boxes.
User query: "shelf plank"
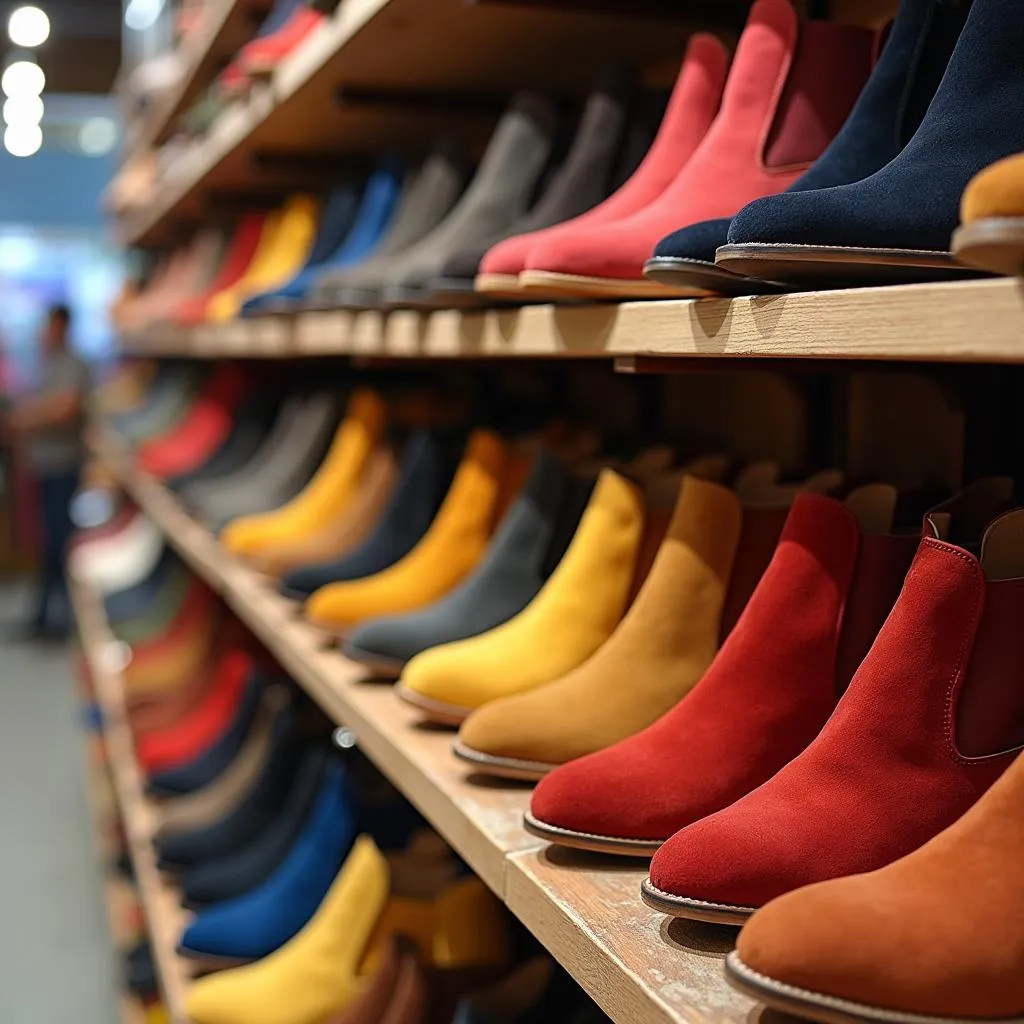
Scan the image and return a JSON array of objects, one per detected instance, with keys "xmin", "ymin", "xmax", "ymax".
[
  {"xmin": 121, "ymin": 279, "xmax": 1024, "ymax": 365},
  {"xmin": 116, "ymin": 0, "xmax": 712, "ymax": 246},
  {"xmin": 69, "ymin": 572, "xmax": 193, "ymax": 1024},
  {"xmin": 506, "ymin": 847, "xmax": 753, "ymax": 1024}
]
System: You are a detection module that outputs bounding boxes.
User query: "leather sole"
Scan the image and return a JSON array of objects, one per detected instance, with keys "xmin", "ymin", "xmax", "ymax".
[
  {"xmin": 522, "ymin": 810, "xmax": 663, "ymax": 857},
  {"xmin": 176, "ymin": 946, "xmax": 253, "ymax": 971},
  {"xmin": 451, "ymin": 740, "xmax": 554, "ymax": 781},
  {"xmin": 518, "ymin": 270, "xmax": 711, "ymax": 300},
  {"xmin": 714, "ymin": 242, "xmax": 987, "ymax": 287},
  {"xmin": 639, "ymin": 877, "xmax": 755, "ymax": 925},
  {"xmin": 474, "ymin": 273, "xmax": 530, "ymax": 297},
  {"xmin": 642, "ymin": 256, "xmax": 783, "ymax": 296},
  {"xmin": 952, "ymin": 218, "xmax": 1024, "ymax": 277},
  {"xmin": 341, "ymin": 642, "xmax": 405, "ymax": 680},
  {"xmin": 395, "ymin": 684, "xmax": 470, "ymax": 725},
  {"xmin": 723, "ymin": 952, "xmax": 1022, "ymax": 1024}
]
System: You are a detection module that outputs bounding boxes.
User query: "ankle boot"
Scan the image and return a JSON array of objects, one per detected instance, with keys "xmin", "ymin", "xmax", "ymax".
[
  {"xmin": 518, "ymin": 0, "xmax": 872, "ymax": 300},
  {"xmin": 474, "ymin": 36, "xmax": 726, "ymax": 298},
  {"xmin": 727, "ymin": 743, "xmax": 1024, "ymax": 1024},
  {"xmin": 453, "ymin": 474, "xmax": 804, "ymax": 780},
  {"xmin": 953, "ymin": 151, "xmax": 1024, "ymax": 275},
  {"xmin": 526, "ymin": 488, "xmax": 922, "ymax": 856},
  {"xmin": 719, "ymin": 0, "xmax": 1024, "ymax": 287},
  {"xmin": 642, "ymin": 506, "xmax": 1024, "ymax": 925},
  {"xmin": 646, "ymin": 0, "xmax": 967, "ymax": 293}
]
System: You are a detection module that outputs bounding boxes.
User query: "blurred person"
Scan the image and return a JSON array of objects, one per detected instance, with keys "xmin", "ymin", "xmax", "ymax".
[{"xmin": 5, "ymin": 304, "xmax": 90, "ymax": 639}]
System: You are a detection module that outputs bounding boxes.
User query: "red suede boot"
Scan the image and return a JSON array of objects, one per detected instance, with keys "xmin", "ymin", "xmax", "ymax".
[
  {"xmin": 239, "ymin": 6, "xmax": 324, "ymax": 76},
  {"xmin": 526, "ymin": 489, "xmax": 921, "ymax": 855},
  {"xmin": 475, "ymin": 33, "xmax": 728, "ymax": 294},
  {"xmin": 137, "ymin": 364, "xmax": 247, "ymax": 480},
  {"xmin": 642, "ymin": 507, "xmax": 1024, "ymax": 925},
  {"xmin": 518, "ymin": 0, "xmax": 873, "ymax": 299}
]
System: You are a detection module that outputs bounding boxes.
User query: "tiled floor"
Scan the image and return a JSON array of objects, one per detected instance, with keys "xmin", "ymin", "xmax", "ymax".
[{"xmin": 0, "ymin": 585, "xmax": 121, "ymax": 1023}]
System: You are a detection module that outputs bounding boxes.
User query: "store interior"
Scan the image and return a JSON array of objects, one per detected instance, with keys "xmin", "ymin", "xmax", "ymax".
[{"xmin": 3, "ymin": 0, "xmax": 1024, "ymax": 1022}]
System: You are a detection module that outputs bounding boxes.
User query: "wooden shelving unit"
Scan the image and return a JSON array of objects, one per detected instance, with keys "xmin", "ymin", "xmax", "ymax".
[
  {"xmin": 70, "ymin": 571, "xmax": 194, "ymax": 1024},
  {"xmin": 121, "ymin": 277, "xmax": 1024, "ymax": 364},
  {"xmin": 115, "ymin": 0, "xmax": 725, "ymax": 246},
  {"xmin": 96, "ymin": 432, "xmax": 756, "ymax": 1024}
]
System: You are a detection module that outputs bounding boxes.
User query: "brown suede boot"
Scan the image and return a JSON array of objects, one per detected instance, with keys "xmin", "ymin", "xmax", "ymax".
[{"xmin": 727, "ymin": 745, "xmax": 1024, "ymax": 1022}]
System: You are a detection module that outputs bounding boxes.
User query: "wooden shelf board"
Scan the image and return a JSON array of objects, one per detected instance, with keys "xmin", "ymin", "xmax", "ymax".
[
  {"xmin": 121, "ymin": 279, "xmax": 1024, "ymax": 364},
  {"xmin": 117, "ymin": 0, "xmax": 713, "ymax": 246},
  {"xmin": 506, "ymin": 847, "xmax": 753, "ymax": 1024},
  {"xmin": 70, "ymin": 572, "xmax": 193, "ymax": 1024}
]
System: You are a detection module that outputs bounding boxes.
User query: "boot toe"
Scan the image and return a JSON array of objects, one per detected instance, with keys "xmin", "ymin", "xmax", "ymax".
[{"xmin": 653, "ymin": 217, "xmax": 732, "ymax": 262}]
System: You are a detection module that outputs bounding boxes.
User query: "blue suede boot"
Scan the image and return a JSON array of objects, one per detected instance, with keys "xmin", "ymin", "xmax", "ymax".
[
  {"xmin": 717, "ymin": 0, "xmax": 1024, "ymax": 287},
  {"xmin": 645, "ymin": 0, "xmax": 969, "ymax": 293}
]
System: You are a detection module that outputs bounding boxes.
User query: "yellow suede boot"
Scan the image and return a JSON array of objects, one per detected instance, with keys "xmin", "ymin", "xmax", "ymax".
[
  {"xmin": 397, "ymin": 468, "xmax": 645, "ymax": 724},
  {"xmin": 185, "ymin": 837, "xmax": 508, "ymax": 1024},
  {"xmin": 454, "ymin": 476, "xmax": 742, "ymax": 777},
  {"xmin": 206, "ymin": 195, "xmax": 319, "ymax": 323},
  {"xmin": 953, "ymin": 152, "xmax": 1024, "ymax": 275},
  {"xmin": 304, "ymin": 430, "xmax": 508, "ymax": 635},
  {"xmin": 221, "ymin": 389, "xmax": 386, "ymax": 560}
]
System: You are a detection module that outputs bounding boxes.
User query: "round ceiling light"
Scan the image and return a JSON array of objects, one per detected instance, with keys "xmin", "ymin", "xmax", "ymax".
[
  {"xmin": 4, "ymin": 122, "xmax": 42, "ymax": 157},
  {"xmin": 1, "ymin": 60, "xmax": 45, "ymax": 97},
  {"xmin": 7, "ymin": 6, "xmax": 50, "ymax": 47}
]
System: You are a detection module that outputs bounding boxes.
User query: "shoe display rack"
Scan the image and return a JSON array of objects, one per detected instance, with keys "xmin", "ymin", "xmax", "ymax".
[
  {"xmin": 70, "ymin": 570, "xmax": 195, "ymax": 1023},
  {"xmin": 91, "ymin": 427, "xmax": 751, "ymax": 1024}
]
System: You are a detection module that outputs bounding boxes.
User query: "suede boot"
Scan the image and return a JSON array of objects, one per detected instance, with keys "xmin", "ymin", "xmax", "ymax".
[
  {"xmin": 642, "ymin": 506, "xmax": 1024, "ymax": 925},
  {"xmin": 526, "ymin": 488, "xmax": 923, "ymax": 856},
  {"xmin": 646, "ymin": 0, "xmax": 967, "ymax": 293},
  {"xmin": 953, "ymin": 151, "xmax": 1024, "ymax": 275},
  {"xmin": 519, "ymin": 1, "xmax": 872, "ymax": 300},
  {"xmin": 719, "ymin": 0, "xmax": 1024, "ymax": 287},
  {"xmin": 728, "ymin": 742, "xmax": 1024, "ymax": 1024}
]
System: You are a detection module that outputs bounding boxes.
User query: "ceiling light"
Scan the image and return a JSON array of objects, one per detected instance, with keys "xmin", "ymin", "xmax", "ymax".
[
  {"xmin": 78, "ymin": 115, "xmax": 117, "ymax": 156},
  {"xmin": 2, "ymin": 94, "xmax": 42, "ymax": 125},
  {"xmin": 4, "ymin": 122, "xmax": 41, "ymax": 157},
  {"xmin": 1, "ymin": 60, "xmax": 44, "ymax": 97},
  {"xmin": 124, "ymin": 0, "xmax": 163, "ymax": 32},
  {"xmin": 7, "ymin": 6, "xmax": 49, "ymax": 47}
]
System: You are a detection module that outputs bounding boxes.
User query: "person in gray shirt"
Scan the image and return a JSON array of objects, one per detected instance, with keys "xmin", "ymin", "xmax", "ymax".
[{"xmin": 5, "ymin": 304, "xmax": 90, "ymax": 638}]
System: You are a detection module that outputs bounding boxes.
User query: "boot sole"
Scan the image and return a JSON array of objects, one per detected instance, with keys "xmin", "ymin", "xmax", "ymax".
[
  {"xmin": 340, "ymin": 643, "xmax": 405, "ymax": 680},
  {"xmin": 723, "ymin": 952, "xmax": 1024, "ymax": 1024},
  {"xmin": 451, "ymin": 740, "xmax": 555, "ymax": 781},
  {"xmin": 952, "ymin": 218, "xmax": 1024, "ymax": 277},
  {"xmin": 640, "ymin": 878, "xmax": 755, "ymax": 925},
  {"xmin": 518, "ymin": 270, "xmax": 712, "ymax": 300},
  {"xmin": 176, "ymin": 946, "xmax": 253, "ymax": 972},
  {"xmin": 395, "ymin": 684, "xmax": 471, "ymax": 725},
  {"xmin": 522, "ymin": 810, "xmax": 663, "ymax": 856},
  {"xmin": 475, "ymin": 273, "xmax": 532, "ymax": 298},
  {"xmin": 642, "ymin": 257, "xmax": 784, "ymax": 296},
  {"xmin": 714, "ymin": 242, "xmax": 987, "ymax": 287}
]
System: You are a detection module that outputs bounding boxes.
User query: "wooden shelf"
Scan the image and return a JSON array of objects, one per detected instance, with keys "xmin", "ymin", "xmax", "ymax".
[
  {"xmin": 97, "ymin": 433, "xmax": 756, "ymax": 1024},
  {"xmin": 70, "ymin": 570, "xmax": 193, "ymax": 1024},
  {"xmin": 121, "ymin": 278, "xmax": 1024, "ymax": 364},
  {"xmin": 126, "ymin": 0, "xmax": 273, "ymax": 156},
  {"xmin": 116, "ymin": 0, "xmax": 715, "ymax": 246}
]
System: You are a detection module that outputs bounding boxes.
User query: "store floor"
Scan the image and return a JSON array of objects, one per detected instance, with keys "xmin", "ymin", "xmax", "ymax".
[{"xmin": 0, "ymin": 584, "xmax": 120, "ymax": 1023}]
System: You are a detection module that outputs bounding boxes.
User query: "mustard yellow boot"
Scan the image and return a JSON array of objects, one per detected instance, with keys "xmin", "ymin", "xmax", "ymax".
[
  {"xmin": 185, "ymin": 837, "xmax": 508, "ymax": 1024},
  {"xmin": 953, "ymin": 152, "xmax": 1024, "ymax": 275},
  {"xmin": 206, "ymin": 195, "xmax": 319, "ymax": 323},
  {"xmin": 397, "ymin": 468, "xmax": 645, "ymax": 725},
  {"xmin": 454, "ymin": 476, "xmax": 742, "ymax": 778},
  {"xmin": 221, "ymin": 389, "xmax": 386, "ymax": 560},
  {"xmin": 305, "ymin": 430, "xmax": 508, "ymax": 635}
]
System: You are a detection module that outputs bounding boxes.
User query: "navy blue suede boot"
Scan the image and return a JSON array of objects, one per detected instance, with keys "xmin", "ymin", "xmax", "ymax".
[
  {"xmin": 645, "ymin": 0, "xmax": 969, "ymax": 293},
  {"xmin": 717, "ymin": 0, "xmax": 1023, "ymax": 287}
]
